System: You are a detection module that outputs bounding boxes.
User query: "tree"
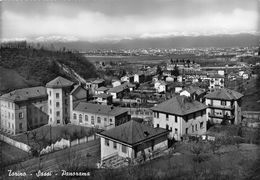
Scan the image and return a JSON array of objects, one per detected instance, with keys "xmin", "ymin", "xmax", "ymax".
[
  {"xmin": 156, "ymin": 65, "xmax": 163, "ymax": 76},
  {"xmin": 171, "ymin": 65, "xmax": 180, "ymax": 76}
]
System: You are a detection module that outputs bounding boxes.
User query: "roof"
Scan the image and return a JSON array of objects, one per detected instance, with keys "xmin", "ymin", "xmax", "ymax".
[
  {"xmin": 94, "ymin": 93, "xmax": 112, "ymax": 98},
  {"xmin": 208, "ymin": 74, "xmax": 224, "ymax": 79},
  {"xmin": 74, "ymin": 102, "xmax": 128, "ymax": 116},
  {"xmin": 98, "ymin": 120, "xmax": 169, "ymax": 146},
  {"xmin": 46, "ymin": 76, "xmax": 74, "ymax": 88},
  {"xmin": 95, "ymin": 86, "xmax": 109, "ymax": 91},
  {"xmin": 205, "ymin": 88, "xmax": 243, "ymax": 100},
  {"xmin": 151, "ymin": 95, "xmax": 207, "ymax": 116},
  {"xmin": 107, "ymin": 84, "xmax": 129, "ymax": 93},
  {"xmin": 182, "ymin": 86, "xmax": 205, "ymax": 96},
  {"xmin": 0, "ymin": 86, "xmax": 47, "ymax": 102},
  {"xmin": 92, "ymin": 79, "xmax": 105, "ymax": 84}
]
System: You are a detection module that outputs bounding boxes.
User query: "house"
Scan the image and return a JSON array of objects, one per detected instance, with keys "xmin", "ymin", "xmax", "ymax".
[
  {"xmin": 208, "ymin": 74, "xmax": 225, "ymax": 91},
  {"xmin": 151, "ymin": 95, "xmax": 208, "ymax": 141},
  {"xmin": 180, "ymin": 86, "xmax": 206, "ymax": 102},
  {"xmin": 121, "ymin": 75, "xmax": 134, "ymax": 83},
  {"xmin": 165, "ymin": 76, "xmax": 174, "ymax": 82},
  {"xmin": 154, "ymin": 81, "xmax": 168, "ymax": 93},
  {"xmin": 46, "ymin": 76, "xmax": 75, "ymax": 126},
  {"xmin": 205, "ymin": 88, "xmax": 243, "ymax": 125},
  {"xmin": 112, "ymin": 80, "xmax": 121, "ymax": 87},
  {"xmin": 91, "ymin": 79, "xmax": 105, "ymax": 93},
  {"xmin": 0, "ymin": 86, "xmax": 48, "ymax": 135},
  {"xmin": 71, "ymin": 102, "xmax": 130, "ymax": 130},
  {"xmin": 94, "ymin": 86, "xmax": 109, "ymax": 95},
  {"xmin": 107, "ymin": 83, "xmax": 131, "ymax": 99},
  {"xmin": 93, "ymin": 93, "xmax": 113, "ymax": 105},
  {"xmin": 134, "ymin": 73, "xmax": 145, "ymax": 83},
  {"xmin": 97, "ymin": 120, "xmax": 169, "ymax": 163}
]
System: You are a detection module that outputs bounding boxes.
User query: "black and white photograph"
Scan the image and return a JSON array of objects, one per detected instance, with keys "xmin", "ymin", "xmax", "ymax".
[{"xmin": 0, "ymin": 0, "xmax": 260, "ymax": 179}]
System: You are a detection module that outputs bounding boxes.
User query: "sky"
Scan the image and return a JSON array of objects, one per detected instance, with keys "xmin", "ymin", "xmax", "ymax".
[{"xmin": 1, "ymin": 0, "xmax": 259, "ymax": 42}]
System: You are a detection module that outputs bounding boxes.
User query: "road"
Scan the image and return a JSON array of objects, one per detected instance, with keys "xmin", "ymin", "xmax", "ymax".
[{"xmin": 2, "ymin": 139, "xmax": 100, "ymax": 179}]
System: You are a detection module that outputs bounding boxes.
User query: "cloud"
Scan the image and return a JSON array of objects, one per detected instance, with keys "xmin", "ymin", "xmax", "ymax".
[{"xmin": 1, "ymin": 7, "xmax": 258, "ymax": 41}]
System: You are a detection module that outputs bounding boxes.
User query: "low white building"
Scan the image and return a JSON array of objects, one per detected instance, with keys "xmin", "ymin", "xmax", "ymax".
[
  {"xmin": 71, "ymin": 102, "xmax": 130, "ymax": 130},
  {"xmin": 151, "ymin": 95, "xmax": 208, "ymax": 141},
  {"xmin": 112, "ymin": 80, "xmax": 121, "ymax": 87},
  {"xmin": 97, "ymin": 120, "xmax": 169, "ymax": 163},
  {"xmin": 154, "ymin": 81, "xmax": 168, "ymax": 93}
]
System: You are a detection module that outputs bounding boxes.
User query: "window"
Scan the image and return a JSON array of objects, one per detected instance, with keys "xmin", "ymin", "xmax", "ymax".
[
  {"xmin": 12, "ymin": 124, "xmax": 14, "ymax": 129},
  {"xmin": 157, "ymin": 112, "xmax": 159, "ymax": 118},
  {"xmin": 193, "ymin": 113, "xmax": 196, "ymax": 119},
  {"xmin": 19, "ymin": 123, "xmax": 22, "ymax": 129},
  {"xmin": 192, "ymin": 125, "xmax": 194, "ymax": 132},
  {"xmin": 200, "ymin": 122, "xmax": 204, "ymax": 129},
  {"xmin": 166, "ymin": 124, "xmax": 169, "ymax": 130},
  {"xmin": 12, "ymin": 113, "xmax": 14, "ymax": 120},
  {"xmin": 122, "ymin": 145, "xmax": 127, "ymax": 153},
  {"xmin": 65, "ymin": 99, "xmax": 68, "ymax": 105},
  {"xmin": 56, "ymin": 111, "xmax": 60, "ymax": 117},
  {"xmin": 186, "ymin": 128, "xmax": 188, "ymax": 134},
  {"xmin": 57, "ymin": 120, "xmax": 60, "ymax": 124},
  {"xmin": 105, "ymin": 139, "xmax": 109, "ymax": 146},
  {"xmin": 85, "ymin": 115, "xmax": 88, "ymax": 121},
  {"xmin": 49, "ymin": 91, "xmax": 52, "ymax": 96},
  {"xmin": 56, "ymin": 102, "xmax": 60, "ymax": 108},
  {"xmin": 19, "ymin": 112, "xmax": 23, "ymax": 119},
  {"xmin": 175, "ymin": 116, "xmax": 178, "ymax": 123},
  {"xmin": 195, "ymin": 124, "xmax": 197, "ymax": 131},
  {"xmin": 50, "ymin": 100, "xmax": 52, "ymax": 106},
  {"xmin": 91, "ymin": 116, "xmax": 94, "ymax": 124},
  {"xmin": 110, "ymin": 119, "xmax": 112, "ymax": 123},
  {"xmin": 154, "ymin": 112, "xmax": 156, "ymax": 118},
  {"xmin": 166, "ymin": 114, "xmax": 169, "ymax": 121},
  {"xmin": 113, "ymin": 142, "xmax": 117, "ymax": 149},
  {"xmin": 56, "ymin": 93, "xmax": 59, "ymax": 99},
  {"xmin": 175, "ymin": 128, "xmax": 178, "ymax": 134},
  {"xmin": 50, "ymin": 108, "xmax": 52, "ymax": 114},
  {"xmin": 8, "ymin": 122, "xmax": 10, "ymax": 128},
  {"xmin": 79, "ymin": 114, "xmax": 82, "ymax": 123},
  {"xmin": 104, "ymin": 118, "xmax": 107, "ymax": 122},
  {"xmin": 221, "ymin": 100, "xmax": 226, "ymax": 106},
  {"xmin": 8, "ymin": 112, "xmax": 10, "ymax": 119},
  {"xmin": 73, "ymin": 113, "xmax": 77, "ymax": 120},
  {"xmin": 157, "ymin": 124, "xmax": 159, "ymax": 128}
]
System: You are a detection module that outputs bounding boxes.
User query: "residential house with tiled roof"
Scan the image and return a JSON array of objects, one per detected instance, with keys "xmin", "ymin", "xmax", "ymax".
[
  {"xmin": 205, "ymin": 88, "xmax": 243, "ymax": 125},
  {"xmin": 71, "ymin": 102, "xmax": 130, "ymax": 130},
  {"xmin": 151, "ymin": 95, "xmax": 208, "ymax": 140},
  {"xmin": 94, "ymin": 86, "xmax": 109, "ymax": 95},
  {"xmin": 180, "ymin": 86, "xmax": 206, "ymax": 103},
  {"xmin": 93, "ymin": 93, "xmax": 113, "ymax": 105},
  {"xmin": 97, "ymin": 120, "xmax": 169, "ymax": 163},
  {"xmin": 0, "ymin": 86, "xmax": 48, "ymax": 135},
  {"xmin": 208, "ymin": 73, "xmax": 225, "ymax": 91}
]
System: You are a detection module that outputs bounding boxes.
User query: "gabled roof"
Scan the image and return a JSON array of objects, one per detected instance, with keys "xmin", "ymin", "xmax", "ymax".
[
  {"xmin": 92, "ymin": 79, "xmax": 105, "ymax": 84},
  {"xmin": 205, "ymin": 88, "xmax": 243, "ymax": 100},
  {"xmin": 95, "ymin": 86, "xmax": 109, "ymax": 91},
  {"xmin": 151, "ymin": 95, "xmax": 207, "ymax": 116},
  {"xmin": 0, "ymin": 86, "xmax": 47, "ymax": 102},
  {"xmin": 182, "ymin": 86, "xmax": 205, "ymax": 96},
  {"xmin": 46, "ymin": 76, "xmax": 74, "ymax": 88},
  {"xmin": 74, "ymin": 102, "xmax": 128, "ymax": 116},
  {"xmin": 94, "ymin": 93, "xmax": 112, "ymax": 99},
  {"xmin": 107, "ymin": 83, "xmax": 130, "ymax": 93},
  {"xmin": 98, "ymin": 120, "xmax": 169, "ymax": 146}
]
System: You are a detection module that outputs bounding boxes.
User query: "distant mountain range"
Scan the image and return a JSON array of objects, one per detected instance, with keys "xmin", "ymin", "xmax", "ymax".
[{"xmin": 39, "ymin": 33, "xmax": 260, "ymax": 51}]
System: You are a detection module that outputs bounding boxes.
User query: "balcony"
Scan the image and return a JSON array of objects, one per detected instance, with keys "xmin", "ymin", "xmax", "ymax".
[
  {"xmin": 207, "ymin": 104, "xmax": 235, "ymax": 110},
  {"xmin": 208, "ymin": 113, "xmax": 235, "ymax": 120}
]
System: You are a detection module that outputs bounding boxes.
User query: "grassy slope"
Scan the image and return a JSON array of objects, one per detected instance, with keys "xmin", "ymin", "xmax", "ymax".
[{"xmin": 0, "ymin": 47, "xmax": 97, "ymax": 93}]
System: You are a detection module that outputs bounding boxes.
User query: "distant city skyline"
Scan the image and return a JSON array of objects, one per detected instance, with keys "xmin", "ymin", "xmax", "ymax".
[{"xmin": 1, "ymin": 0, "xmax": 259, "ymax": 42}]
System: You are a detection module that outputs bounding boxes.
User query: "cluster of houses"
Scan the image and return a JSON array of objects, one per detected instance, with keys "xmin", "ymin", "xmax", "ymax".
[{"xmin": 0, "ymin": 60, "xmax": 245, "ymax": 166}]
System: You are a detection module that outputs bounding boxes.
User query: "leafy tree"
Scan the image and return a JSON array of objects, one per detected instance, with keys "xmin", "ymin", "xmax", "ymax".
[{"xmin": 156, "ymin": 65, "xmax": 163, "ymax": 76}]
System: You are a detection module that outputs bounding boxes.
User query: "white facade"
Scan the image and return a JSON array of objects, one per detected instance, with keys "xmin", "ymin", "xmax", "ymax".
[
  {"xmin": 47, "ymin": 87, "xmax": 70, "ymax": 125},
  {"xmin": 209, "ymin": 77, "xmax": 224, "ymax": 90},
  {"xmin": 206, "ymin": 98, "xmax": 242, "ymax": 125},
  {"xmin": 180, "ymin": 90, "xmax": 191, "ymax": 97},
  {"xmin": 112, "ymin": 81, "xmax": 121, "ymax": 87},
  {"xmin": 153, "ymin": 110, "xmax": 207, "ymax": 141}
]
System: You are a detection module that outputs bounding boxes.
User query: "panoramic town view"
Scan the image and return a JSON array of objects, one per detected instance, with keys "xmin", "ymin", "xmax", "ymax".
[{"xmin": 0, "ymin": 0, "xmax": 260, "ymax": 180}]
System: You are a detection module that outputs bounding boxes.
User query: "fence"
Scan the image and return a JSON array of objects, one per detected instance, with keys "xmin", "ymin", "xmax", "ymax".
[{"xmin": 0, "ymin": 134, "xmax": 30, "ymax": 152}]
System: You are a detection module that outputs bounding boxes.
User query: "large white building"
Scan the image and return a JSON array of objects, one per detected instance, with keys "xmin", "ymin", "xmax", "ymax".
[
  {"xmin": 208, "ymin": 74, "xmax": 225, "ymax": 91},
  {"xmin": 46, "ymin": 76, "xmax": 75, "ymax": 125},
  {"xmin": 205, "ymin": 88, "xmax": 243, "ymax": 125},
  {"xmin": 151, "ymin": 95, "xmax": 208, "ymax": 140}
]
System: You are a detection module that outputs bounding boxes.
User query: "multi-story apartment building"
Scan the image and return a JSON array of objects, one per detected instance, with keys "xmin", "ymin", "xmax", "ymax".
[
  {"xmin": 208, "ymin": 74, "xmax": 225, "ymax": 91},
  {"xmin": 151, "ymin": 95, "xmax": 207, "ymax": 141},
  {"xmin": 0, "ymin": 86, "xmax": 48, "ymax": 135},
  {"xmin": 46, "ymin": 76, "xmax": 74, "ymax": 125},
  {"xmin": 205, "ymin": 88, "xmax": 243, "ymax": 125},
  {"xmin": 71, "ymin": 102, "xmax": 130, "ymax": 130}
]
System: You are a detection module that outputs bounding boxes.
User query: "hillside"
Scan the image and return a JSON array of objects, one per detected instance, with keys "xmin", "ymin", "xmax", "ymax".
[{"xmin": 0, "ymin": 47, "xmax": 98, "ymax": 93}]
